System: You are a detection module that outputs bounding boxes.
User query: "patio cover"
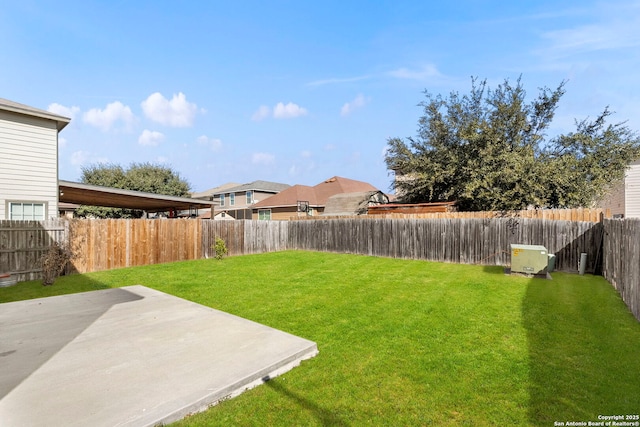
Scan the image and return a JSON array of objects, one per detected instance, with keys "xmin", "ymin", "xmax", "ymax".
[{"xmin": 58, "ymin": 180, "xmax": 214, "ymax": 215}]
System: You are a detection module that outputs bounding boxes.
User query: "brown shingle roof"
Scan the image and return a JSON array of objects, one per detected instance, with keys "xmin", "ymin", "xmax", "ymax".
[
  {"xmin": 252, "ymin": 176, "xmax": 378, "ymax": 209},
  {"xmin": 252, "ymin": 184, "xmax": 318, "ymax": 208}
]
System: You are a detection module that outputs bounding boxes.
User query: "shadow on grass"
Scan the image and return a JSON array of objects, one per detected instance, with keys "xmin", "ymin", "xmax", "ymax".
[
  {"xmin": 0, "ymin": 280, "xmax": 141, "ymax": 400},
  {"xmin": 522, "ymin": 275, "xmax": 606, "ymax": 425},
  {"xmin": 265, "ymin": 380, "xmax": 348, "ymax": 427},
  {"xmin": 482, "ymin": 265, "xmax": 509, "ymax": 275}
]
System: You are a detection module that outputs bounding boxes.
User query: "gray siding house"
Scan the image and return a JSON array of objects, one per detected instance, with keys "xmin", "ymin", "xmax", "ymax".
[
  {"xmin": 0, "ymin": 98, "xmax": 70, "ymax": 220},
  {"xmin": 194, "ymin": 180, "xmax": 290, "ymax": 220}
]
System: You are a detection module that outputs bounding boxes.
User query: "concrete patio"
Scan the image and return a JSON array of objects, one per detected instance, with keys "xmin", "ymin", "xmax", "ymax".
[{"xmin": 0, "ymin": 285, "xmax": 318, "ymax": 426}]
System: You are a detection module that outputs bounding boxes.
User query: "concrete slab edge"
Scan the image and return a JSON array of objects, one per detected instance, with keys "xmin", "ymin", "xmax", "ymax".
[{"xmin": 149, "ymin": 342, "xmax": 319, "ymax": 426}]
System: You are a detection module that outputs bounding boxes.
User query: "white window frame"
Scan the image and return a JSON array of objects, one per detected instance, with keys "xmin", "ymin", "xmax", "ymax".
[
  {"xmin": 229, "ymin": 193, "xmax": 235, "ymax": 206},
  {"xmin": 246, "ymin": 191, "xmax": 253, "ymax": 204},
  {"xmin": 8, "ymin": 201, "xmax": 47, "ymax": 220},
  {"xmin": 258, "ymin": 209, "xmax": 271, "ymax": 220},
  {"xmin": 219, "ymin": 194, "xmax": 225, "ymax": 207}
]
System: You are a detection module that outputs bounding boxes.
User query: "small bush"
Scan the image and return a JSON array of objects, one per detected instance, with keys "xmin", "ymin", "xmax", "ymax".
[
  {"xmin": 40, "ymin": 242, "xmax": 71, "ymax": 286},
  {"xmin": 213, "ymin": 238, "xmax": 228, "ymax": 260}
]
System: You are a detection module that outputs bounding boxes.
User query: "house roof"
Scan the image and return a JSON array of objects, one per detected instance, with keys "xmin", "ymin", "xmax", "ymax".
[
  {"xmin": 253, "ymin": 184, "xmax": 318, "ymax": 208},
  {"xmin": 0, "ymin": 98, "xmax": 71, "ymax": 131},
  {"xmin": 59, "ymin": 180, "xmax": 215, "ymax": 213},
  {"xmin": 220, "ymin": 180, "xmax": 291, "ymax": 194},
  {"xmin": 191, "ymin": 182, "xmax": 241, "ymax": 199},
  {"xmin": 253, "ymin": 176, "xmax": 378, "ymax": 209},
  {"xmin": 323, "ymin": 191, "xmax": 388, "ymax": 216},
  {"xmin": 192, "ymin": 180, "xmax": 290, "ymax": 199}
]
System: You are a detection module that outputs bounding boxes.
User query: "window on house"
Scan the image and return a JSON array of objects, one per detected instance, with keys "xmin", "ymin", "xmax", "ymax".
[
  {"xmin": 219, "ymin": 194, "xmax": 225, "ymax": 207},
  {"xmin": 9, "ymin": 202, "xmax": 46, "ymax": 220},
  {"xmin": 229, "ymin": 193, "xmax": 235, "ymax": 206},
  {"xmin": 258, "ymin": 209, "xmax": 271, "ymax": 220},
  {"xmin": 246, "ymin": 191, "xmax": 253, "ymax": 204}
]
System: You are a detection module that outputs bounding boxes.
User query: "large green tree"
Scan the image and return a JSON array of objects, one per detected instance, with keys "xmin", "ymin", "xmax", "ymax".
[
  {"xmin": 76, "ymin": 162, "xmax": 191, "ymax": 218},
  {"xmin": 385, "ymin": 77, "xmax": 640, "ymax": 211}
]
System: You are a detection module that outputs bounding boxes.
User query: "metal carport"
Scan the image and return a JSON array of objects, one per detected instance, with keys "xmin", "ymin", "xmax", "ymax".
[{"xmin": 58, "ymin": 180, "xmax": 214, "ymax": 217}]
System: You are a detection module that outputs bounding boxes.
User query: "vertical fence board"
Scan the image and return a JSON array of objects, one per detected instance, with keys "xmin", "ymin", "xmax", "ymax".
[
  {"xmin": 603, "ymin": 219, "xmax": 640, "ymax": 321},
  {"xmin": 0, "ymin": 219, "xmax": 68, "ymax": 282}
]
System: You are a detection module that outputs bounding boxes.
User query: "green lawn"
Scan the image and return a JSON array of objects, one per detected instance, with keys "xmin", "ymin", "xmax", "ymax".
[{"xmin": 2, "ymin": 251, "xmax": 639, "ymax": 426}]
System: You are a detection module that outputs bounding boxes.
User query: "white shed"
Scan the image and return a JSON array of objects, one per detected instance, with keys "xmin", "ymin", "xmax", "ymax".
[
  {"xmin": 600, "ymin": 160, "xmax": 640, "ymax": 218},
  {"xmin": 0, "ymin": 98, "xmax": 70, "ymax": 220}
]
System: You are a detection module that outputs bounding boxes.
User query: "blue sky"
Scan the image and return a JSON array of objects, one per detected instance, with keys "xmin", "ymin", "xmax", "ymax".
[{"xmin": 2, "ymin": 1, "xmax": 639, "ymax": 193}]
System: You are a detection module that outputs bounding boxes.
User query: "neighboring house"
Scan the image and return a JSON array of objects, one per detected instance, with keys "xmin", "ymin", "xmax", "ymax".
[
  {"xmin": 252, "ymin": 176, "xmax": 379, "ymax": 220},
  {"xmin": 599, "ymin": 160, "xmax": 640, "ymax": 218},
  {"xmin": 0, "ymin": 98, "xmax": 70, "ymax": 220},
  {"xmin": 58, "ymin": 202, "xmax": 80, "ymax": 219},
  {"xmin": 192, "ymin": 182, "xmax": 240, "ymax": 219},
  {"xmin": 322, "ymin": 191, "xmax": 389, "ymax": 216},
  {"xmin": 194, "ymin": 180, "xmax": 290, "ymax": 220}
]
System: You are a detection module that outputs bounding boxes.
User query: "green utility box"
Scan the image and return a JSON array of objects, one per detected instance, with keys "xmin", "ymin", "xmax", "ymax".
[{"xmin": 510, "ymin": 244, "xmax": 549, "ymax": 275}]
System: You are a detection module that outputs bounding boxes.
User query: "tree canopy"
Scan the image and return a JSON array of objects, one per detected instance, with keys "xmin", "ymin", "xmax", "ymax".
[
  {"xmin": 76, "ymin": 162, "xmax": 191, "ymax": 218},
  {"xmin": 385, "ymin": 77, "xmax": 640, "ymax": 211}
]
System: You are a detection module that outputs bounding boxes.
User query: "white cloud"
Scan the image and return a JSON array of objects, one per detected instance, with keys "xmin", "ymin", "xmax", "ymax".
[
  {"xmin": 138, "ymin": 129, "xmax": 165, "ymax": 146},
  {"xmin": 300, "ymin": 150, "xmax": 312, "ymax": 158},
  {"xmin": 197, "ymin": 135, "xmax": 223, "ymax": 151},
  {"xmin": 251, "ymin": 152, "xmax": 275, "ymax": 165},
  {"xmin": 252, "ymin": 102, "xmax": 308, "ymax": 120},
  {"xmin": 83, "ymin": 101, "xmax": 135, "ymax": 131},
  {"xmin": 69, "ymin": 150, "xmax": 107, "ymax": 166},
  {"xmin": 273, "ymin": 102, "xmax": 308, "ymax": 119},
  {"xmin": 58, "ymin": 137, "xmax": 67, "ymax": 149},
  {"xmin": 48, "ymin": 103, "xmax": 80, "ymax": 120},
  {"xmin": 155, "ymin": 156, "xmax": 168, "ymax": 164},
  {"xmin": 388, "ymin": 64, "xmax": 443, "ymax": 81},
  {"xmin": 341, "ymin": 94, "xmax": 369, "ymax": 116},
  {"xmin": 252, "ymin": 105, "xmax": 271, "ymax": 121},
  {"xmin": 141, "ymin": 92, "xmax": 198, "ymax": 127},
  {"xmin": 541, "ymin": 21, "xmax": 640, "ymax": 56}
]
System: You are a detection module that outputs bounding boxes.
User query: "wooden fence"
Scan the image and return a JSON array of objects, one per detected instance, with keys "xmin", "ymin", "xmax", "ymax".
[
  {"xmin": 294, "ymin": 218, "xmax": 604, "ymax": 272},
  {"xmin": 69, "ymin": 219, "xmax": 201, "ymax": 274},
  {"xmin": 602, "ymin": 219, "xmax": 640, "ymax": 321},
  {"xmin": 201, "ymin": 220, "xmax": 290, "ymax": 257},
  {"xmin": 0, "ymin": 218, "xmax": 602, "ymax": 278},
  {"xmin": 0, "ymin": 220, "xmax": 68, "ymax": 282},
  {"xmin": 2, "ymin": 216, "xmax": 638, "ymax": 322},
  {"xmin": 293, "ymin": 208, "xmax": 610, "ymax": 223},
  {"xmin": 201, "ymin": 218, "xmax": 601, "ymax": 273}
]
